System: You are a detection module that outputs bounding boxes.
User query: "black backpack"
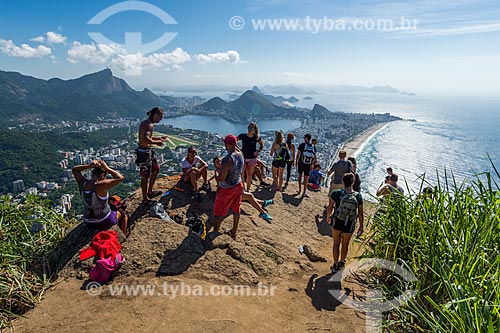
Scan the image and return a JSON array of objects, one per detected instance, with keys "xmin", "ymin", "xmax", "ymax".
[
  {"xmin": 275, "ymin": 142, "xmax": 290, "ymax": 161},
  {"xmin": 301, "ymin": 143, "xmax": 315, "ymax": 165}
]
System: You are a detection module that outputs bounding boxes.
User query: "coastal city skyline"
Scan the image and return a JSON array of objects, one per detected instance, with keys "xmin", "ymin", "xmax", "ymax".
[{"xmin": 1, "ymin": 0, "xmax": 500, "ymax": 94}]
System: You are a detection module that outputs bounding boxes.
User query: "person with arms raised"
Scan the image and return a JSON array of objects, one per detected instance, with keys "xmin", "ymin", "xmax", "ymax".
[{"xmin": 72, "ymin": 159, "xmax": 130, "ymax": 236}]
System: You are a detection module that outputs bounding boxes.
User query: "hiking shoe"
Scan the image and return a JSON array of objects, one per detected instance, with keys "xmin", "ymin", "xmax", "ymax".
[
  {"xmin": 202, "ymin": 183, "xmax": 212, "ymax": 193},
  {"xmin": 259, "ymin": 212, "xmax": 273, "ymax": 222},
  {"xmin": 330, "ymin": 263, "xmax": 340, "ymax": 274},
  {"xmin": 148, "ymin": 190, "xmax": 162, "ymax": 198},
  {"xmin": 261, "ymin": 199, "xmax": 274, "ymax": 208},
  {"xmin": 338, "ymin": 261, "xmax": 346, "ymax": 269}
]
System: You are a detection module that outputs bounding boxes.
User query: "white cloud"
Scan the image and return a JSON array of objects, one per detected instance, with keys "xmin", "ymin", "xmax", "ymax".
[
  {"xmin": 0, "ymin": 39, "xmax": 52, "ymax": 58},
  {"xmin": 195, "ymin": 50, "xmax": 241, "ymax": 64},
  {"xmin": 30, "ymin": 31, "xmax": 67, "ymax": 44},
  {"xmin": 67, "ymin": 42, "xmax": 123, "ymax": 64},
  {"xmin": 111, "ymin": 47, "xmax": 191, "ymax": 72},
  {"xmin": 46, "ymin": 31, "xmax": 67, "ymax": 44},
  {"xmin": 282, "ymin": 72, "xmax": 304, "ymax": 77},
  {"xmin": 398, "ymin": 22, "xmax": 500, "ymax": 37},
  {"xmin": 30, "ymin": 36, "xmax": 45, "ymax": 43}
]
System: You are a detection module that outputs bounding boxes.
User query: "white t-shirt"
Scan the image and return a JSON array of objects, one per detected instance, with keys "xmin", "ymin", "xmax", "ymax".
[{"xmin": 181, "ymin": 156, "xmax": 205, "ymax": 171}]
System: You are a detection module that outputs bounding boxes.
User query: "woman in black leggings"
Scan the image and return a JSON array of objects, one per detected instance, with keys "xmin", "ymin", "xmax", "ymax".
[{"xmin": 284, "ymin": 132, "xmax": 296, "ymax": 188}]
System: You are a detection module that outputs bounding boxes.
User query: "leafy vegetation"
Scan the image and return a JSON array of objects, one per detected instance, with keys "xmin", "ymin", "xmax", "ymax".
[
  {"xmin": 0, "ymin": 195, "xmax": 76, "ymax": 329},
  {"xmin": 363, "ymin": 166, "xmax": 500, "ymax": 332},
  {"xmin": 0, "ymin": 69, "xmax": 165, "ymax": 126},
  {"xmin": 0, "ymin": 127, "xmax": 130, "ymax": 192}
]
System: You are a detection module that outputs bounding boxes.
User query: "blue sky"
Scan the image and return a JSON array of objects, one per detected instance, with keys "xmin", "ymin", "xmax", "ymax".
[{"xmin": 1, "ymin": 0, "xmax": 500, "ymax": 94}]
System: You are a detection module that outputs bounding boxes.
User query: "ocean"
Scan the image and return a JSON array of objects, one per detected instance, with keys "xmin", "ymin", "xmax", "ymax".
[
  {"xmin": 163, "ymin": 91, "xmax": 500, "ymax": 197},
  {"xmin": 295, "ymin": 93, "xmax": 500, "ymax": 196}
]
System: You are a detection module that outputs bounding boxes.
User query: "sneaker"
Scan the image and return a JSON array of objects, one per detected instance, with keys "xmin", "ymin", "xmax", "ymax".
[
  {"xmin": 330, "ymin": 263, "xmax": 340, "ymax": 274},
  {"xmin": 338, "ymin": 261, "xmax": 346, "ymax": 269},
  {"xmin": 261, "ymin": 199, "xmax": 274, "ymax": 208},
  {"xmin": 302, "ymin": 192, "xmax": 310, "ymax": 198},
  {"xmin": 259, "ymin": 212, "xmax": 273, "ymax": 222},
  {"xmin": 202, "ymin": 183, "xmax": 212, "ymax": 192},
  {"xmin": 147, "ymin": 190, "xmax": 162, "ymax": 198}
]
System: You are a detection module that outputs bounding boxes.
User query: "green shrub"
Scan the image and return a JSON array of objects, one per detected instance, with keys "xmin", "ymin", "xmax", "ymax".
[{"xmin": 363, "ymin": 167, "xmax": 500, "ymax": 332}]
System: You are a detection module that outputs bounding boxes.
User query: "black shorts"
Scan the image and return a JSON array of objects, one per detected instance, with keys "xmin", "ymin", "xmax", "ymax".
[
  {"xmin": 272, "ymin": 160, "xmax": 286, "ymax": 168},
  {"xmin": 298, "ymin": 163, "xmax": 312, "ymax": 177},
  {"xmin": 135, "ymin": 148, "xmax": 159, "ymax": 178},
  {"xmin": 331, "ymin": 217, "xmax": 356, "ymax": 234}
]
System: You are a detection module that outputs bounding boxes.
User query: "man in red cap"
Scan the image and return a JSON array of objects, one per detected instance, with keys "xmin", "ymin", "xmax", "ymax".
[{"xmin": 212, "ymin": 134, "xmax": 244, "ymax": 239}]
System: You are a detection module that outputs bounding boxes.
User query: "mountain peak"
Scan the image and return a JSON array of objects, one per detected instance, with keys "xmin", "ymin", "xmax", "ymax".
[{"xmin": 251, "ymin": 86, "xmax": 263, "ymax": 94}]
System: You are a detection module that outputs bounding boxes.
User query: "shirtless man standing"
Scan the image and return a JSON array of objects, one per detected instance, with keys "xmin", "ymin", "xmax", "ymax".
[{"xmin": 136, "ymin": 107, "xmax": 168, "ymax": 205}]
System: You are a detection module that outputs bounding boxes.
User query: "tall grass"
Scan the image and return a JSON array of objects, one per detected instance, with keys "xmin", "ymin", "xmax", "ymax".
[
  {"xmin": 363, "ymin": 168, "xmax": 500, "ymax": 332},
  {"xmin": 0, "ymin": 195, "xmax": 74, "ymax": 330}
]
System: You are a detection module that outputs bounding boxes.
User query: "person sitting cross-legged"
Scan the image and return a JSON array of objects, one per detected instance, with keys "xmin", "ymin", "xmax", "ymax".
[{"xmin": 181, "ymin": 145, "xmax": 210, "ymax": 200}]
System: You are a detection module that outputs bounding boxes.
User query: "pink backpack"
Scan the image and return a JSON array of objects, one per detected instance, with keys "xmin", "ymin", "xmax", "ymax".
[{"xmin": 89, "ymin": 254, "xmax": 125, "ymax": 283}]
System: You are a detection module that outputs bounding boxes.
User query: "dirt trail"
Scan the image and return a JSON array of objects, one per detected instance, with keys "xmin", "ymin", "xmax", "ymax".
[{"xmin": 14, "ymin": 176, "xmax": 375, "ymax": 333}]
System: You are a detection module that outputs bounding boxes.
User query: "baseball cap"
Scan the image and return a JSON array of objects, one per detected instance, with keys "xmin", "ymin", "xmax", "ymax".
[{"xmin": 223, "ymin": 134, "xmax": 237, "ymax": 145}]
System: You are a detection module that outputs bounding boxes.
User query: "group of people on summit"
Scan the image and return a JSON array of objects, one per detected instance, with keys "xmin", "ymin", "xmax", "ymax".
[{"xmin": 72, "ymin": 107, "xmax": 405, "ymax": 274}]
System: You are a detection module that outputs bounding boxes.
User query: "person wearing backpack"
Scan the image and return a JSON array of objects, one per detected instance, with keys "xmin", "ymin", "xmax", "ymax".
[
  {"xmin": 72, "ymin": 159, "xmax": 130, "ymax": 236},
  {"xmin": 283, "ymin": 132, "xmax": 296, "ymax": 189},
  {"xmin": 270, "ymin": 130, "xmax": 289, "ymax": 192},
  {"xmin": 295, "ymin": 133, "xmax": 317, "ymax": 198},
  {"xmin": 326, "ymin": 172, "xmax": 364, "ymax": 273},
  {"xmin": 327, "ymin": 150, "xmax": 352, "ymax": 193}
]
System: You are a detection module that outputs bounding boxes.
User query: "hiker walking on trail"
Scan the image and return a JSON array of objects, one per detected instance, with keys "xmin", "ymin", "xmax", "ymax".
[
  {"xmin": 296, "ymin": 133, "xmax": 317, "ymax": 198},
  {"xmin": 327, "ymin": 150, "xmax": 352, "ymax": 193},
  {"xmin": 181, "ymin": 145, "xmax": 210, "ymax": 199},
  {"xmin": 136, "ymin": 107, "xmax": 168, "ymax": 205},
  {"xmin": 283, "ymin": 132, "xmax": 296, "ymax": 189},
  {"xmin": 347, "ymin": 157, "xmax": 361, "ymax": 192},
  {"xmin": 212, "ymin": 135, "xmax": 245, "ymax": 240},
  {"xmin": 377, "ymin": 173, "xmax": 404, "ymax": 196},
  {"xmin": 270, "ymin": 130, "xmax": 288, "ymax": 192},
  {"xmin": 326, "ymin": 173, "xmax": 364, "ymax": 273},
  {"xmin": 238, "ymin": 122, "xmax": 264, "ymax": 191},
  {"xmin": 72, "ymin": 160, "xmax": 130, "ymax": 236}
]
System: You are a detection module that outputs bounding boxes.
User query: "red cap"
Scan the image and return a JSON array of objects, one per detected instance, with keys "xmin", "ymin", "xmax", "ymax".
[{"xmin": 223, "ymin": 134, "xmax": 237, "ymax": 146}]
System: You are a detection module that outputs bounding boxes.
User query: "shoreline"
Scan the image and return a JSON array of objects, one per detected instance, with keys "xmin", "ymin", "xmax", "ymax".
[
  {"xmin": 341, "ymin": 122, "xmax": 391, "ymax": 158},
  {"xmin": 326, "ymin": 122, "xmax": 391, "ymax": 171}
]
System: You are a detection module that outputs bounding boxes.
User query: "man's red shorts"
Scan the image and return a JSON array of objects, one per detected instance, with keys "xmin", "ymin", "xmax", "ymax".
[{"xmin": 213, "ymin": 182, "xmax": 244, "ymax": 217}]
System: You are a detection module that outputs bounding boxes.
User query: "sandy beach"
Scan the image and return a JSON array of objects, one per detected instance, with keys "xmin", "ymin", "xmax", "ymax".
[{"xmin": 341, "ymin": 122, "xmax": 390, "ymax": 158}]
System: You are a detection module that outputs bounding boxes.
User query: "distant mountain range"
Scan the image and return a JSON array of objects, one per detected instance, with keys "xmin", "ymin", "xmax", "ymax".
[
  {"xmin": 196, "ymin": 90, "xmax": 302, "ymax": 122},
  {"xmin": 0, "ymin": 69, "xmax": 166, "ymax": 126},
  {"xmin": 0, "ymin": 69, "xmax": 406, "ymax": 127},
  {"xmin": 227, "ymin": 86, "xmax": 299, "ymax": 106}
]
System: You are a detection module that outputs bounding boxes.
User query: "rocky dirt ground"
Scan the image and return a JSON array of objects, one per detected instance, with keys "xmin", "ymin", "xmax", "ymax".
[{"xmin": 15, "ymin": 174, "xmax": 377, "ymax": 333}]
